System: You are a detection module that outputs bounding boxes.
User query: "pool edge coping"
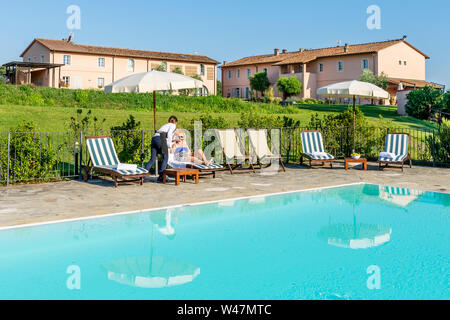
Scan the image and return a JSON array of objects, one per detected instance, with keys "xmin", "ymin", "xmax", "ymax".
[
  {"xmin": 1, "ymin": 181, "xmax": 446, "ymax": 231},
  {"xmin": 0, "ymin": 182, "xmax": 367, "ymax": 231}
]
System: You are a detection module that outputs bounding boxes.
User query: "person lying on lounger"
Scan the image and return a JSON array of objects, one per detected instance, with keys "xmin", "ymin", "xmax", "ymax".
[{"xmin": 170, "ymin": 131, "xmax": 214, "ymax": 166}]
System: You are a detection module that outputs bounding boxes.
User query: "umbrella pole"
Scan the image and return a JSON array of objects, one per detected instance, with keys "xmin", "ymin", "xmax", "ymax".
[
  {"xmin": 153, "ymin": 90, "xmax": 157, "ymax": 132},
  {"xmin": 353, "ymin": 95, "xmax": 356, "ymax": 154}
]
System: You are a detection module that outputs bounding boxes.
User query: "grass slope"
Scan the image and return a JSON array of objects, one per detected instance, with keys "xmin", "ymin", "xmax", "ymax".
[{"xmin": 0, "ymin": 103, "xmax": 436, "ymax": 132}]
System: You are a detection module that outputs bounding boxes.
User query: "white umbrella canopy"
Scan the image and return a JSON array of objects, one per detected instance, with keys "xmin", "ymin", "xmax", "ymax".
[
  {"xmin": 104, "ymin": 70, "xmax": 204, "ymax": 130},
  {"xmin": 317, "ymin": 80, "xmax": 390, "ymax": 153},
  {"xmin": 317, "ymin": 80, "xmax": 389, "ymax": 99},
  {"xmin": 104, "ymin": 70, "xmax": 203, "ymax": 93}
]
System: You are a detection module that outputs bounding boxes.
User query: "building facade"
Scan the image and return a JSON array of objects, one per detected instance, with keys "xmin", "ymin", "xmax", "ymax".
[
  {"xmin": 18, "ymin": 38, "xmax": 218, "ymax": 95},
  {"xmin": 221, "ymin": 38, "xmax": 440, "ymax": 103}
]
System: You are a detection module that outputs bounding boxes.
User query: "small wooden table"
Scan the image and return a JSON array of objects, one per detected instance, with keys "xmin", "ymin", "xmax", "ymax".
[
  {"xmin": 162, "ymin": 168, "xmax": 199, "ymax": 186},
  {"xmin": 345, "ymin": 157, "xmax": 367, "ymax": 171}
]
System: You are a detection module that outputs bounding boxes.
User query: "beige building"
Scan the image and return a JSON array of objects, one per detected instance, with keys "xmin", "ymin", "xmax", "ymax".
[
  {"xmin": 13, "ymin": 38, "xmax": 218, "ymax": 95},
  {"xmin": 221, "ymin": 37, "xmax": 442, "ymax": 103}
]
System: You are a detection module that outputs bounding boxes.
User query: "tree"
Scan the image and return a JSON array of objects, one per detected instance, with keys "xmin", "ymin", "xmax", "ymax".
[
  {"xmin": 276, "ymin": 76, "xmax": 302, "ymax": 100},
  {"xmin": 442, "ymin": 91, "xmax": 450, "ymax": 115},
  {"xmin": 249, "ymin": 72, "xmax": 270, "ymax": 97},
  {"xmin": 156, "ymin": 61, "xmax": 167, "ymax": 72},
  {"xmin": 0, "ymin": 66, "xmax": 6, "ymax": 83},
  {"xmin": 405, "ymin": 86, "xmax": 443, "ymax": 120},
  {"xmin": 171, "ymin": 67, "xmax": 183, "ymax": 74},
  {"xmin": 360, "ymin": 69, "xmax": 389, "ymax": 90},
  {"xmin": 216, "ymin": 80, "xmax": 222, "ymax": 96}
]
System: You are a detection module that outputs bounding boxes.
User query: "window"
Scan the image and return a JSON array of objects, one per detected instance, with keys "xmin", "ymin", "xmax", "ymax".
[
  {"xmin": 337, "ymin": 61, "xmax": 343, "ymax": 72},
  {"xmin": 98, "ymin": 57, "xmax": 105, "ymax": 68},
  {"xmin": 97, "ymin": 78, "xmax": 105, "ymax": 88},
  {"xmin": 28, "ymin": 57, "xmax": 31, "ymax": 62},
  {"xmin": 404, "ymin": 61, "xmax": 407, "ymax": 66},
  {"xmin": 245, "ymin": 87, "xmax": 250, "ymax": 99},
  {"xmin": 228, "ymin": 70, "xmax": 232, "ymax": 79},
  {"xmin": 362, "ymin": 59, "xmax": 369, "ymax": 70},
  {"xmin": 62, "ymin": 76, "xmax": 70, "ymax": 87},
  {"xmin": 399, "ymin": 60, "xmax": 402, "ymax": 65},
  {"xmin": 40, "ymin": 55, "xmax": 45, "ymax": 63},
  {"xmin": 199, "ymin": 64, "xmax": 205, "ymax": 76},
  {"xmin": 128, "ymin": 58, "xmax": 135, "ymax": 72},
  {"xmin": 318, "ymin": 63, "xmax": 324, "ymax": 73},
  {"xmin": 33, "ymin": 56, "xmax": 37, "ymax": 62},
  {"xmin": 247, "ymin": 68, "xmax": 251, "ymax": 78},
  {"xmin": 63, "ymin": 55, "xmax": 71, "ymax": 65},
  {"xmin": 234, "ymin": 88, "xmax": 240, "ymax": 98},
  {"xmin": 237, "ymin": 69, "xmax": 240, "ymax": 78}
]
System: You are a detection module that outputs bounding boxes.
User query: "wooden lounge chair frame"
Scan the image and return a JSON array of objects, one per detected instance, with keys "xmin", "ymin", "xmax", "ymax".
[
  {"xmin": 84, "ymin": 136, "xmax": 150, "ymax": 187},
  {"xmin": 299, "ymin": 130, "xmax": 335, "ymax": 168},
  {"xmin": 377, "ymin": 132, "xmax": 412, "ymax": 172}
]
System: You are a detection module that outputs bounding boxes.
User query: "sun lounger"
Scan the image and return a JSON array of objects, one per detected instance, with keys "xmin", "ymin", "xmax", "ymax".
[
  {"xmin": 85, "ymin": 136, "xmax": 149, "ymax": 187},
  {"xmin": 300, "ymin": 130, "xmax": 335, "ymax": 168},
  {"xmin": 247, "ymin": 129, "xmax": 286, "ymax": 172},
  {"xmin": 216, "ymin": 129, "xmax": 255, "ymax": 174},
  {"xmin": 377, "ymin": 133, "xmax": 411, "ymax": 171}
]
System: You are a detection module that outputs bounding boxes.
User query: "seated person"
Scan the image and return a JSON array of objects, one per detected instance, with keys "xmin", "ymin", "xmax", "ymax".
[{"xmin": 170, "ymin": 131, "xmax": 214, "ymax": 166}]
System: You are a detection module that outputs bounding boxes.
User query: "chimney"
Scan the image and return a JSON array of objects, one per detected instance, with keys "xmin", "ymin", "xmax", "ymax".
[
  {"xmin": 274, "ymin": 48, "xmax": 280, "ymax": 56},
  {"xmin": 344, "ymin": 43, "xmax": 349, "ymax": 53},
  {"xmin": 223, "ymin": 61, "xmax": 227, "ymax": 65},
  {"xmin": 282, "ymin": 49, "xmax": 287, "ymax": 54},
  {"xmin": 402, "ymin": 35, "xmax": 407, "ymax": 40},
  {"xmin": 299, "ymin": 48, "xmax": 304, "ymax": 52}
]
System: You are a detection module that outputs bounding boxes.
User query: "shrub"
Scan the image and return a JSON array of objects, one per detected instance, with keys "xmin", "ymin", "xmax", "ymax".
[
  {"xmin": 187, "ymin": 114, "xmax": 229, "ymax": 130},
  {"xmin": 74, "ymin": 90, "xmax": 89, "ymax": 105},
  {"xmin": 406, "ymin": 86, "xmax": 443, "ymax": 120},
  {"xmin": 426, "ymin": 123, "xmax": 450, "ymax": 165},
  {"xmin": 307, "ymin": 106, "xmax": 383, "ymax": 157},
  {"xmin": 1, "ymin": 121, "xmax": 60, "ymax": 183},
  {"xmin": 264, "ymin": 87, "xmax": 275, "ymax": 103},
  {"xmin": 110, "ymin": 115, "xmax": 147, "ymax": 164}
]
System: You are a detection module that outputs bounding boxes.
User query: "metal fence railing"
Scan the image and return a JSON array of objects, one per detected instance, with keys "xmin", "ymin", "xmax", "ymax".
[{"xmin": 0, "ymin": 126, "xmax": 448, "ymax": 185}]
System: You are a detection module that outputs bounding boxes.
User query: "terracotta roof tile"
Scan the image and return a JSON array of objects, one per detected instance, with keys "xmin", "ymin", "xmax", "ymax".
[
  {"xmin": 22, "ymin": 38, "xmax": 219, "ymax": 64},
  {"xmin": 222, "ymin": 39, "xmax": 429, "ymax": 68}
]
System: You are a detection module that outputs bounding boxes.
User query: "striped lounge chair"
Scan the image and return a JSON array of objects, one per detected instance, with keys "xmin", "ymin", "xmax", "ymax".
[
  {"xmin": 85, "ymin": 136, "xmax": 149, "ymax": 187},
  {"xmin": 300, "ymin": 130, "xmax": 335, "ymax": 168},
  {"xmin": 378, "ymin": 133, "xmax": 412, "ymax": 171}
]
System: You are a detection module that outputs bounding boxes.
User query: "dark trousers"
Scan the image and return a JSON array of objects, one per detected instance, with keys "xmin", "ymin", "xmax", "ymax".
[{"xmin": 145, "ymin": 135, "xmax": 169, "ymax": 177}]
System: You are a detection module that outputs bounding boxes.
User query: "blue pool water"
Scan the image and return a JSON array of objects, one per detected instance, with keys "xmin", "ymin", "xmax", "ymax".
[{"xmin": 0, "ymin": 184, "xmax": 448, "ymax": 300}]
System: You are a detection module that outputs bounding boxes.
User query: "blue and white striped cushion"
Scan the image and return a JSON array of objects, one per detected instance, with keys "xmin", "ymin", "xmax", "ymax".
[
  {"xmin": 86, "ymin": 137, "xmax": 120, "ymax": 167},
  {"xmin": 301, "ymin": 131, "xmax": 325, "ymax": 154},
  {"xmin": 378, "ymin": 134, "xmax": 409, "ymax": 162},
  {"xmin": 383, "ymin": 186, "xmax": 411, "ymax": 196},
  {"xmin": 87, "ymin": 137, "xmax": 148, "ymax": 175},
  {"xmin": 96, "ymin": 165, "xmax": 148, "ymax": 176},
  {"xmin": 190, "ymin": 163, "xmax": 223, "ymax": 170},
  {"xmin": 303, "ymin": 152, "xmax": 334, "ymax": 160}
]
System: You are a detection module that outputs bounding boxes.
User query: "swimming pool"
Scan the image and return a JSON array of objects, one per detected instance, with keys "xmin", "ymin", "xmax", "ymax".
[{"xmin": 0, "ymin": 183, "xmax": 448, "ymax": 300}]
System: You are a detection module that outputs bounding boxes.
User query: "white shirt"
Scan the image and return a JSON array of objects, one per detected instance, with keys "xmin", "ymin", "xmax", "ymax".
[{"xmin": 154, "ymin": 123, "xmax": 176, "ymax": 146}]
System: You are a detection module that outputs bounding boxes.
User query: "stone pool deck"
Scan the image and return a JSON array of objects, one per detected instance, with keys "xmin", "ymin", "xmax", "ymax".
[{"xmin": 0, "ymin": 161, "xmax": 449, "ymax": 228}]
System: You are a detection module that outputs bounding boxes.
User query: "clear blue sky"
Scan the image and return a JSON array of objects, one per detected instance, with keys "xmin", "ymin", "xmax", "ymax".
[{"xmin": 1, "ymin": 0, "xmax": 449, "ymax": 88}]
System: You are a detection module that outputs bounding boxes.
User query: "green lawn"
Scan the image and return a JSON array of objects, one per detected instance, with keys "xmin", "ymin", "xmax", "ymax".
[{"xmin": 0, "ymin": 103, "xmax": 438, "ymax": 132}]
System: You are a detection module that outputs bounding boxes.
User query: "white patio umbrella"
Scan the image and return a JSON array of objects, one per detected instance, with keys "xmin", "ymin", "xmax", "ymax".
[
  {"xmin": 104, "ymin": 70, "xmax": 203, "ymax": 131},
  {"xmin": 317, "ymin": 80, "xmax": 390, "ymax": 153}
]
